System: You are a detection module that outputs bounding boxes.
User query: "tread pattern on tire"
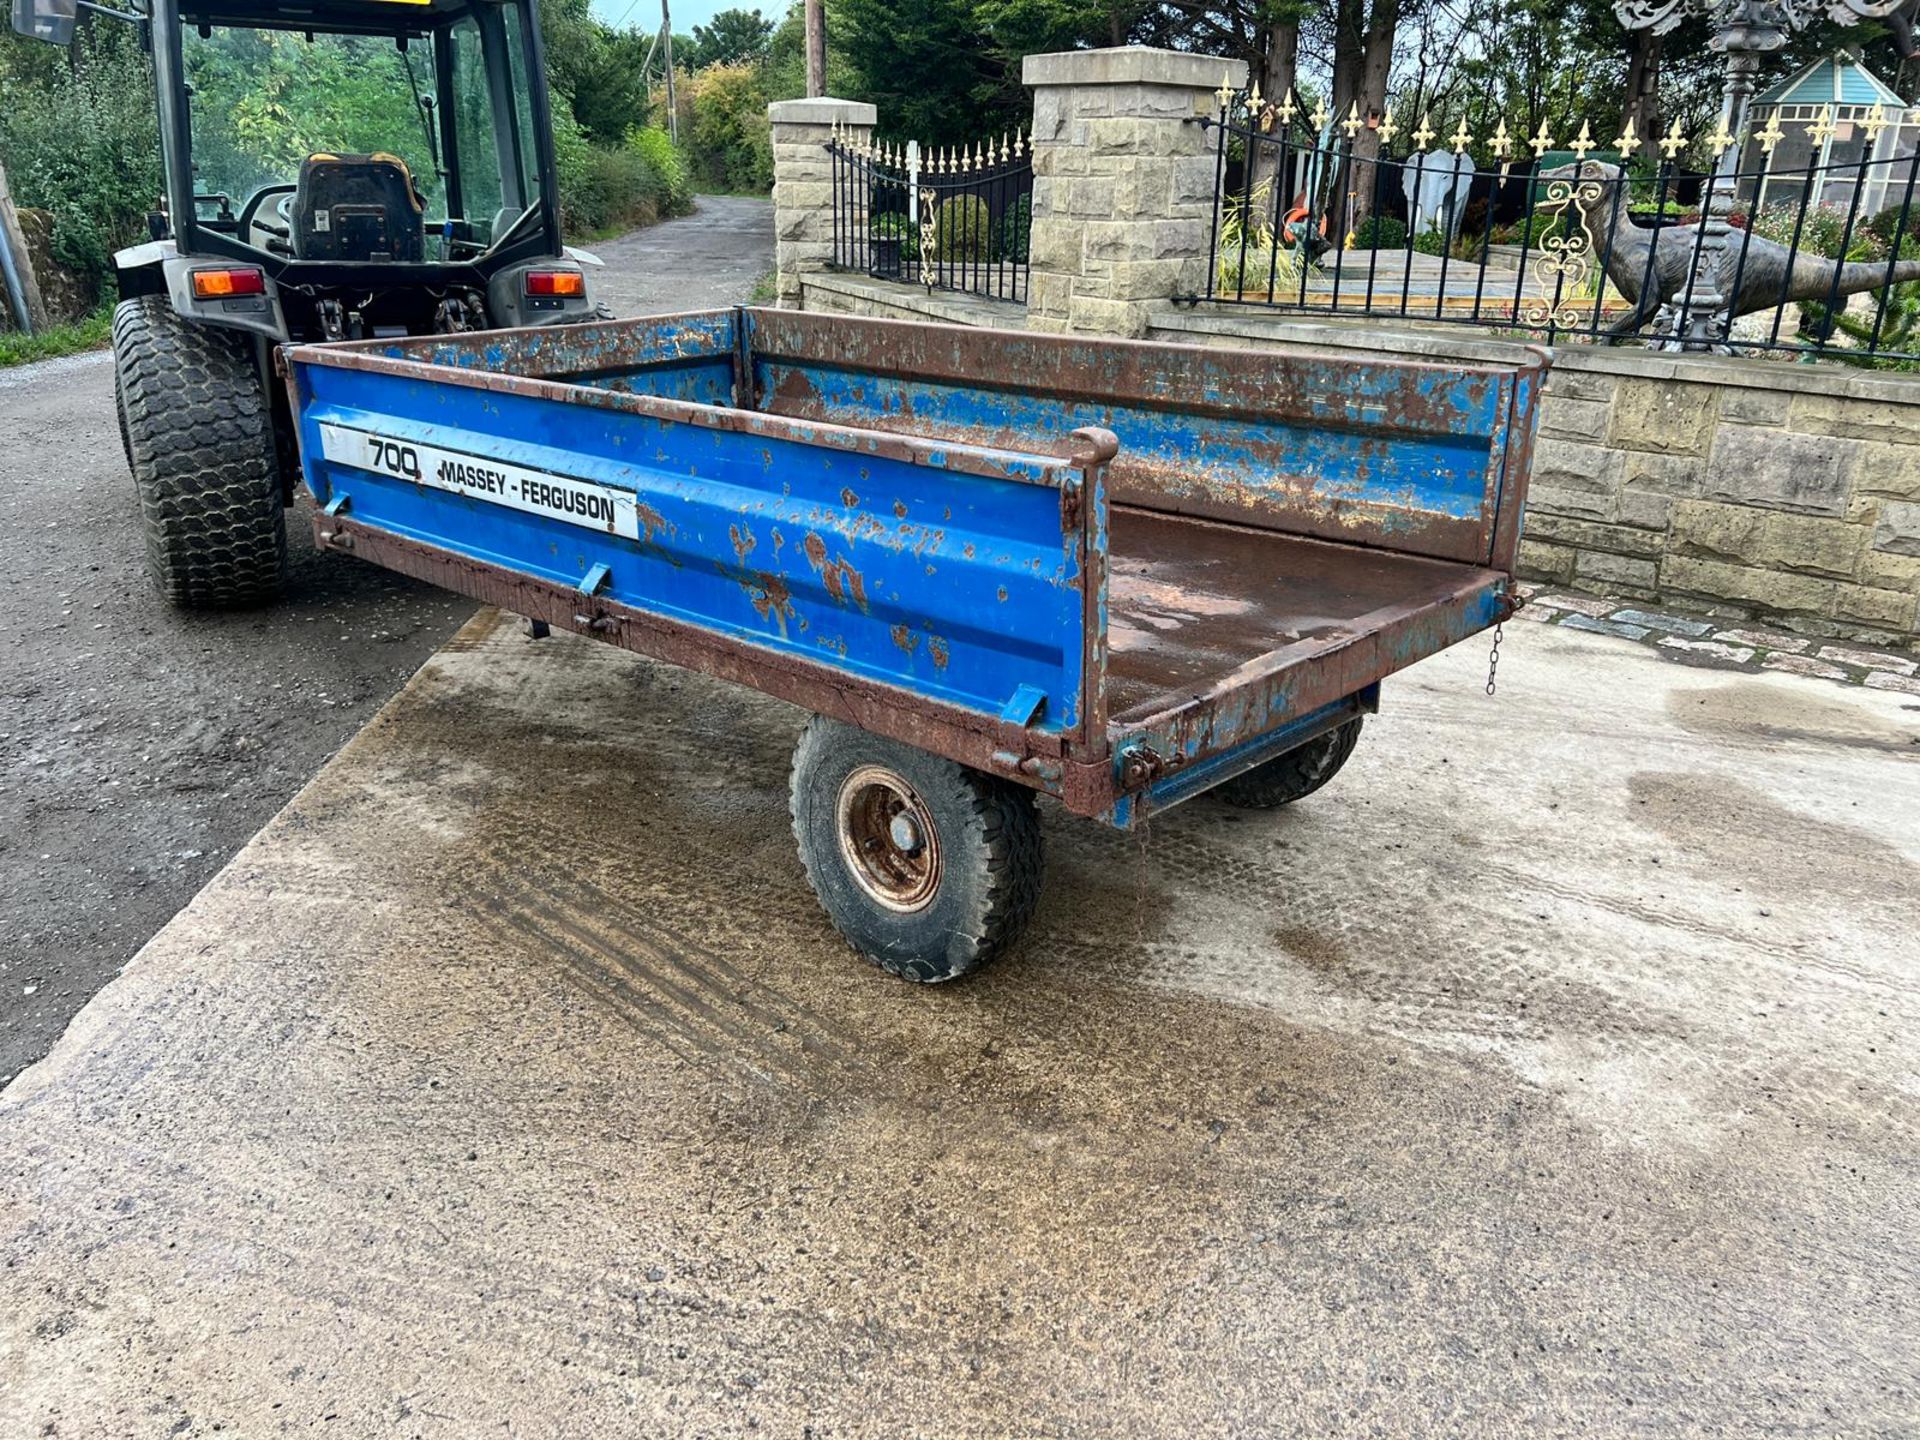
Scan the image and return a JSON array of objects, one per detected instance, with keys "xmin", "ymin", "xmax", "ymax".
[
  {"xmin": 113, "ymin": 295, "xmax": 287, "ymax": 608},
  {"xmin": 1215, "ymin": 717, "xmax": 1363, "ymax": 810},
  {"xmin": 789, "ymin": 718, "xmax": 1043, "ymax": 983}
]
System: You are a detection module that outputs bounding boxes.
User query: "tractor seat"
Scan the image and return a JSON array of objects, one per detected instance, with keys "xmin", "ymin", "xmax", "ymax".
[{"xmin": 291, "ymin": 152, "xmax": 425, "ymax": 263}]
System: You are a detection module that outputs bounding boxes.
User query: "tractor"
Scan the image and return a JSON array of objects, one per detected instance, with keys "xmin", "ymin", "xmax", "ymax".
[{"xmin": 12, "ymin": 0, "xmax": 603, "ymax": 606}]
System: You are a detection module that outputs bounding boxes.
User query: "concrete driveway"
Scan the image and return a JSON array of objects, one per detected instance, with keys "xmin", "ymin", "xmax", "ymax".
[{"xmin": 2, "ymin": 613, "xmax": 1915, "ymax": 1436}]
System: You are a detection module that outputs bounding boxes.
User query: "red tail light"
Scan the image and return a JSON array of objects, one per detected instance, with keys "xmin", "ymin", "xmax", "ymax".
[
  {"xmin": 525, "ymin": 270, "xmax": 584, "ymax": 297},
  {"xmin": 190, "ymin": 267, "xmax": 267, "ymax": 299}
]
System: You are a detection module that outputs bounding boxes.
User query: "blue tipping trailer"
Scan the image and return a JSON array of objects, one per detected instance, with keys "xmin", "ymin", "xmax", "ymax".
[{"xmin": 281, "ymin": 307, "xmax": 1546, "ymax": 981}]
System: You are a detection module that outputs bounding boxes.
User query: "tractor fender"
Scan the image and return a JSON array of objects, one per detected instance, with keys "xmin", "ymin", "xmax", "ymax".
[{"xmin": 113, "ymin": 241, "xmax": 291, "ymax": 344}]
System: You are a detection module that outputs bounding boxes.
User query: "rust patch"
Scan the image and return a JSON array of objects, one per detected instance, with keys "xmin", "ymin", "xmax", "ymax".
[
  {"xmin": 928, "ymin": 635, "xmax": 950, "ymax": 671},
  {"xmin": 840, "ymin": 487, "xmax": 860, "ymax": 507},
  {"xmin": 634, "ymin": 502, "xmax": 674, "ymax": 544},
  {"xmin": 890, "ymin": 624, "xmax": 920, "ymax": 656},
  {"xmin": 747, "ymin": 573, "xmax": 795, "ymax": 638},
  {"xmin": 893, "ymin": 500, "xmax": 908, "ymax": 519},
  {"xmin": 729, "ymin": 523, "xmax": 757, "ymax": 570},
  {"xmin": 802, "ymin": 532, "xmax": 871, "ymax": 614}
]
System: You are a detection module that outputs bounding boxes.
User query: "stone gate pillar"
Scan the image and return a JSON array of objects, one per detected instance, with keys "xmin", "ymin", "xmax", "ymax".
[
  {"xmin": 1021, "ymin": 48, "xmax": 1245, "ymax": 337},
  {"xmin": 768, "ymin": 97, "xmax": 877, "ymax": 309}
]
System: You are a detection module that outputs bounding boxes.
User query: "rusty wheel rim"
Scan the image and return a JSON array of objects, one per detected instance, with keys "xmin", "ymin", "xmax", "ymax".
[{"xmin": 835, "ymin": 764, "xmax": 943, "ymax": 913}]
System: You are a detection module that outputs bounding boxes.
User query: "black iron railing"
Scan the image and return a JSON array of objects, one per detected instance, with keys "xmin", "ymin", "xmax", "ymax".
[
  {"xmin": 1197, "ymin": 93, "xmax": 1920, "ymax": 366},
  {"xmin": 826, "ymin": 131, "xmax": 1032, "ymax": 304}
]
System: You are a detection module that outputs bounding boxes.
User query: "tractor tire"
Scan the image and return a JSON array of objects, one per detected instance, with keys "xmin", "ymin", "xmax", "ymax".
[
  {"xmin": 113, "ymin": 366, "xmax": 131, "ymax": 474},
  {"xmin": 790, "ymin": 717, "xmax": 1043, "ymax": 983},
  {"xmin": 112, "ymin": 295, "xmax": 287, "ymax": 608},
  {"xmin": 1214, "ymin": 718, "xmax": 1363, "ymax": 810}
]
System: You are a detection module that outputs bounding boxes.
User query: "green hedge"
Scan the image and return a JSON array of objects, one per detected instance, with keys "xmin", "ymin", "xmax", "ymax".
[
  {"xmin": 552, "ymin": 114, "xmax": 692, "ymax": 239},
  {"xmin": 0, "ymin": 27, "xmax": 161, "ymax": 302}
]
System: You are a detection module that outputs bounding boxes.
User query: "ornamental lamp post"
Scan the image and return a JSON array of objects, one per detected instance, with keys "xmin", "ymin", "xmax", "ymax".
[{"xmin": 1612, "ymin": 0, "xmax": 1907, "ymax": 349}]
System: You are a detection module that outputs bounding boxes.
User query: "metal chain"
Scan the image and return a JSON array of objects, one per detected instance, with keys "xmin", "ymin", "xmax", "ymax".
[{"xmin": 1485, "ymin": 621, "xmax": 1504, "ymax": 697}]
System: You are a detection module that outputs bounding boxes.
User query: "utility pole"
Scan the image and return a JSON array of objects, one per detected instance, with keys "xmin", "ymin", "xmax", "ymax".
[
  {"xmin": 661, "ymin": 0, "xmax": 678, "ymax": 143},
  {"xmin": 804, "ymin": 0, "xmax": 825, "ymax": 96}
]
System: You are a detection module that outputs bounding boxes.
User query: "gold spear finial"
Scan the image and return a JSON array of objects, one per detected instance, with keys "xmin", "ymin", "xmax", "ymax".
[
  {"xmin": 1378, "ymin": 105, "xmax": 1398, "ymax": 145},
  {"xmin": 1249, "ymin": 81, "xmax": 1263, "ymax": 114},
  {"xmin": 1277, "ymin": 90, "xmax": 1298, "ymax": 125},
  {"xmin": 1529, "ymin": 118, "xmax": 1554, "ymax": 160},
  {"xmin": 1215, "ymin": 71, "xmax": 1237, "ymax": 112},
  {"xmin": 1658, "ymin": 115, "xmax": 1687, "ymax": 160},
  {"xmin": 1755, "ymin": 112, "xmax": 1786, "ymax": 155},
  {"xmin": 1862, "ymin": 104, "xmax": 1892, "ymax": 145},
  {"xmin": 1491, "ymin": 117, "xmax": 1514, "ymax": 177},
  {"xmin": 1449, "ymin": 118, "xmax": 1473, "ymax": 155},
  {"xmin": 1614, "ymin": 117, "xmax": 1637, "ymax": 156},
  {"xmin": 1806, "ymin": 104, "xmax": 1837, "ymax": 145},
  {"xmin": 1342, "ymin": 101, "xmax": 1364, "ymax": 139},
  {"xmin": 1310, "ymin": 99, "xmax": 1330, "ymax": 132},
  {"xmin": 1412, "ymin": 112, "xmax": 1435, "ymax": 150},
  {"xmin": 1569, "ymin": 119, "xmax": 1596, "ymax": 161},
  {"xmin": 1706, "ymin": 117, "xmax": 1735, "ymax": 157}
]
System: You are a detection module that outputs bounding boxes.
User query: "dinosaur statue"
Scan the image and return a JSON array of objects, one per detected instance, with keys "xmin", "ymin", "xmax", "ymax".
[{"xmin": 1536, "ymin": 160, "xmax": 1920, "ymax": 339}]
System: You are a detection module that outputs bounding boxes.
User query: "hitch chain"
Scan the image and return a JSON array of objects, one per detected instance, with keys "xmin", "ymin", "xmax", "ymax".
[{"xmin": 1485, "ymin": 621, "xmax": 1504, "ymax": 697}]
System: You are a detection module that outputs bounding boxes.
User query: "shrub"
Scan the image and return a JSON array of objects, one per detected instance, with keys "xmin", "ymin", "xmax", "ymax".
[
  {"xmin": 996, "ymin": 193, "xmax": 1031, "ymax": 263},
  {"xmin": 1412, "ymin": 225, "xmax": 1448, "ymax": 256},
  {"xmin": 870, "ymin": 211, "xmax": 920, "ymax": 256},
  {"xmin": 685, "ymin": 62, "xmax": 773, "ymax": 193},
  {"xmin": 929, "ymin": 193, "xmax": 990, "ymax": 262},
  {"xmin": 555, "ymin": 115, "xmax": 696, "ymax": 239},
  {"xmin": 1351, "ymin": 214, "xmax": 1406, "ymax": 250},
  {"xmin": 627, "ymin": 125, "xmax": 693, "ymax": 217},
  {"xmin": 0, "ymin": 25, "xmax": 161, "ymax": 301},
  {"xmin": 557, "ymin": 139, "xmax": 655, "ymax": 236},
  {"xmin": 1749, "ymin": 201, "xmax": 1884, "ymax": 262}
]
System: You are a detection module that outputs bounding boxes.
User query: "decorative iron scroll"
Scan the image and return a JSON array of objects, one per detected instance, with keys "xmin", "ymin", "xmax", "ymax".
[
  {"xmin": 1613, "ymin": 0, "xmax": 1905, "ymax": 39},
  {"xmin": 1519, "ymin": 179, "xmax": 1604, "ymax": 333}
]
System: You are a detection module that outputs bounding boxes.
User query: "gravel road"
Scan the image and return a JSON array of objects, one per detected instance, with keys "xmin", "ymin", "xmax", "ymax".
[{"xmin": 0, "ymin": 195, "xmax": 773, "ymax": 1083}]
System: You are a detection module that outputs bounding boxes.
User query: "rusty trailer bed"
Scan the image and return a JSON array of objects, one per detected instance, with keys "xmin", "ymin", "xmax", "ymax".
[{"xmin": 281, "ymin": 308, "xmax": 1545, "ymax": 826}]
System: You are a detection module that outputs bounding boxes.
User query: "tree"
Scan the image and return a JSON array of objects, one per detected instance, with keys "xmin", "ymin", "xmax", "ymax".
[
  {"xmin": 834, "ymin": 0, "xmax": 1014, "ymax": 141},
  {"xmin": 690, "ymin": 8, "xmax": 776, "ymax": 68}
]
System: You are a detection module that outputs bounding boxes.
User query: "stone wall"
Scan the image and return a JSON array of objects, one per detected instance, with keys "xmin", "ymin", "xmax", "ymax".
[{"xmin": 1525, "ymin": 360, "xmax": 1919, "ymax": 641}]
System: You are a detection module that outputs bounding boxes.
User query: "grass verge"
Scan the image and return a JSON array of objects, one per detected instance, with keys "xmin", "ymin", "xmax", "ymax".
[{"xmin": 0, "ymin": 305, "xmax": 113, "ymax": 368}]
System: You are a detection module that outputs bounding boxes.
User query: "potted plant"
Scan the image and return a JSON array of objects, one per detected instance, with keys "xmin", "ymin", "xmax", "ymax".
[{"xmin": 869, "ymin": 214, "xmax": 916, "ymax": 279}]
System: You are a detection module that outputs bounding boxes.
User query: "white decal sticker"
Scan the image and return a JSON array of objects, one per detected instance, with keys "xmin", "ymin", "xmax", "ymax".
[{"xmin": 319, "ymin": 422, "xmax": 641, "ymax": 540}]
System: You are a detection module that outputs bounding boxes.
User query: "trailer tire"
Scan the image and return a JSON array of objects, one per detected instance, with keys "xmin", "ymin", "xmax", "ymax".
[
  {"xmin": 1214, "ymin": 718, "xmax": 1363, "ymax": 810},
  {"xmin": 789, "ymin": 717, "xmax": 1043, "ymax": 983},
  {"xmin": 112, "ymin": 295, "xmax": 287, "ymax": 608}
]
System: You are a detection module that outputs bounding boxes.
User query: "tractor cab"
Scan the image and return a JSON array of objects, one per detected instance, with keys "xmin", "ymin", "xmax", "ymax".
[{"xmin": 13, "ymin": 0, "xmax": 597, "ymax": 342}]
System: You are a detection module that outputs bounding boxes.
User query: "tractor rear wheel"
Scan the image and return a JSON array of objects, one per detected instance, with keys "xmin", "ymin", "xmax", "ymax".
[{"xmin": 112, "ymin": 296, "xmax": 287, "ymax": 608}]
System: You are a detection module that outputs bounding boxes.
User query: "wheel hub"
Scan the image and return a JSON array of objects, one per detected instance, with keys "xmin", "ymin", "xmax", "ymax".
[{"xmin": 836, "ymin": 765, "xmax": 942, "ymax": 912}]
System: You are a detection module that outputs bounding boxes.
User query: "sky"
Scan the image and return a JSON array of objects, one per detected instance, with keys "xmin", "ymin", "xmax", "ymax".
[{"xmin": 591, "ymin": 0, "xmax": 759, "ymax": 40}]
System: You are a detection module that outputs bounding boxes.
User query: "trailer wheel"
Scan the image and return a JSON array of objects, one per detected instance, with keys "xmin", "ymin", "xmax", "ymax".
[
  {"xmin": 1215, "ymin": 718, "xmax": 1363, "ymax": 810},
  {"xmin": 112, "ymin": 296, "xmax": 287, "ymax": 608},
  {"xmin": 789, "ymin": 717, "xmax": 1043, "ymax": 983}
]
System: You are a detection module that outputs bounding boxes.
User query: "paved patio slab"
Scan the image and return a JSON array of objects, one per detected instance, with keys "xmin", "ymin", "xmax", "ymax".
[{"xmin": 3, "ymin": 610, "xmax": 1916, "ymax": 1437}]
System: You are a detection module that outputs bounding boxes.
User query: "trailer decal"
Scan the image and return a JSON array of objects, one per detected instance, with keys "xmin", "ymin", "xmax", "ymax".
[{"xmin": 318, "ymin": 422, "xmax": 639, "ymax": 539}]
